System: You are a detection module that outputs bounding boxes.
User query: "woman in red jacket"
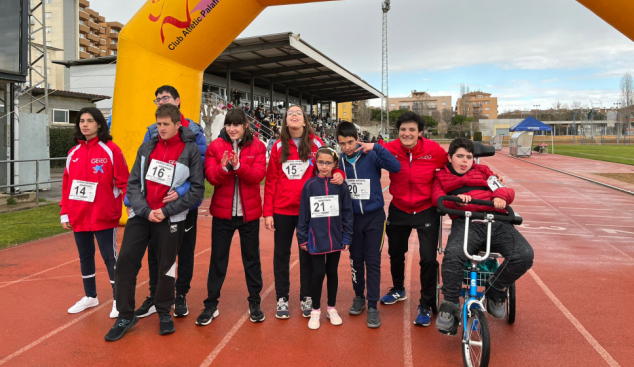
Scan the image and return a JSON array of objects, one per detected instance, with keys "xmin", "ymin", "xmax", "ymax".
[
  {"xmin": 60, "ymin": 107, "xmax": 129, "ymax": 319},
  {"xmin": 196, "ymin": 108, "xmax": 267, "ymax": 326},
  {"xmin": 264, "ymin": 105, "xmax": 344, "ymax": 320}
]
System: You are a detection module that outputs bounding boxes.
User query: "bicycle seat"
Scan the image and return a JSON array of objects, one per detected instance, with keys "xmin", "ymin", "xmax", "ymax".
[{"xmin": 473, "ymin": 141, "xmax": 495, "ymax": 158}]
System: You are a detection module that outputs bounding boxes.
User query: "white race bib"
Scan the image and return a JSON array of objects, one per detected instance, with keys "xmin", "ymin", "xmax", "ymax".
[
  {"xmin": 146, "ymin": 159, "xmax": 175, "ymax": 187},
  {"xmin": 487, "ymin": 176, "xmax": 506, "ymax": 192},
  {"xmin": 310, "ymin": 195, "xmax": 340, "ymax": 218},
  {"xmin": 69, "ymin": 180, "xmax": 98, "ymax": 202},
  {"xmin": 282, "ymin": 160, "xmax": 309, "ymax": 180},
  {"xmin": 346, "ymin": 179, "xmax": 371, "ymax": 200}
]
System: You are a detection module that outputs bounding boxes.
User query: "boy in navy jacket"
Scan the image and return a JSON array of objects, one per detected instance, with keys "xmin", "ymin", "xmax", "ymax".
[
  {"xmin": 297, "ymin": 147, "xmax": 353, "ymax": 330},
  {"xmin": 336, "ymin": 121, "xmax": 401, "ymax": 328}
]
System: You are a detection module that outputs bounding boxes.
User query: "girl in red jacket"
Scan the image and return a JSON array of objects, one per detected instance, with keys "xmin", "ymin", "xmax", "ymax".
[
  {"xmin": 60, "ymin": 107, "xmax": 129, "ymax": 319},
  {"xmin": 196, "ymin": 108, "xmax": 267, "ymax": 326},
  {"xmin": 264, "ymin": 105, "xmax": 344, "ymax": 320}
]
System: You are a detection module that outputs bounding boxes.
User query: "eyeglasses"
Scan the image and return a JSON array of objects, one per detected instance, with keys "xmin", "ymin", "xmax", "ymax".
[
  {"xmin": 287, "ymin": 110, "xmax": 303, "ymax": 116},
  {"xmin": 316, "ymin": 160, "xmax": 334, "ymax": 166},
  {"xmin": 153, "ymin": 96, "xmax": 173, "ymax": 104}
]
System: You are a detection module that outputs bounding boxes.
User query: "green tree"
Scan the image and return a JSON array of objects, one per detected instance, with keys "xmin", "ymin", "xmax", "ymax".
[{"xmin": 422, "ymin": 115, "xmax": 438, "ymax": 129}]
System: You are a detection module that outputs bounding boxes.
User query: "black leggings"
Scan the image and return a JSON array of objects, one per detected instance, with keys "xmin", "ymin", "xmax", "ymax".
[
  {"xmin": 73, "ymin": 228, "xmax": 118, "ymax": 298},
  {"xmin": 310, "ymin": 251, "xmax": 341, "ymax": 310}
]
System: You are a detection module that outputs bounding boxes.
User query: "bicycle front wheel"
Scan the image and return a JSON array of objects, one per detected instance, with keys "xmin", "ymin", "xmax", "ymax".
[
  {"xmin": 462, "ymin": 308, "xmax": 491, "ymax": 367},
  {"xmin": 506, "ymin": 283, "xmax": 516, "ymax": 325}
]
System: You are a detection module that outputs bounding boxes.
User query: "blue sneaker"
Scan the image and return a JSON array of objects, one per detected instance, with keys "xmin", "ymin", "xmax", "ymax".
[
  {"xmin": 414, "ymin": 306, "xmax": 431, "ymax": 327},
  {"xmin": 380, "ymin": 288, "xmax": 407, "ymax": 305}
]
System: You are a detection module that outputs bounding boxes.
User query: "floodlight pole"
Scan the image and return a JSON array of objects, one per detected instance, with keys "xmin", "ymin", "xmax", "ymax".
[{"xmin": 381, "ymin": 0, "xmax": 390, "ymax": 138}]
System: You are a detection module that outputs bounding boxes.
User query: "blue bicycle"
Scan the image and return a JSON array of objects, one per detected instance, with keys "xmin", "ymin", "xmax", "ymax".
[{"xmin": 437, "ymin": 196, "xmax": 521, "ymax": 367}]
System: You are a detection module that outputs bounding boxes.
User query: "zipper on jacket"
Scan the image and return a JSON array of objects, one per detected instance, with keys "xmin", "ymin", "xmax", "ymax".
[
  {"xmin": 351, "ymin": 161, "xmax": 364, "ymax": 215},
  {"xmin": 325, "ymin": 177, "xmax": 333, "ymax": 252},
  {"xmin": 409, "ymin": 150, "xmax": 414, "ymax": 214},
  {"xmin": 153, "ymin": 139, "xmax": 168, "ymax": 210}
]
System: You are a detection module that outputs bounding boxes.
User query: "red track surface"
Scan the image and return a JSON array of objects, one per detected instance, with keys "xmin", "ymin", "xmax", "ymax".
[{"xmin": 1, "ymin": 152, "xmax": 633, "ymax": 367}]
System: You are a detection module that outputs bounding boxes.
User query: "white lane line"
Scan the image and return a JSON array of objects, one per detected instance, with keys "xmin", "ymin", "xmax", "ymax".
[
  {"xmin": 199, "ymin": 259, "xmax": 299, "ymax": 367},
  {"xmin": 572, "ymin": 214, "xmax": 634, "ymax": 219},
  {"xmin": 557, "ymin": 207, "xmax": 633, "ymax": 211},
  {"xmin": 0, "ymin": 258, "xmax": 78, "ymax": 290},
  {"xmin": 403, "ymin": 242, "xmax": 414, "ymax": 367},
  {"xmin": 586, "ymin": 224, "xmax": 634, "ymax": 228},
  {"xmin": 0, "ymin": 247, "xmax": 212, "ymax": 365},
  {"xmin": 528, "ymin": 269, "xmax": 620, "ymax": 367},
  {"xmin": 0, "ymin": 271, "xmax": 107, "ymax": 284},
  {"xmin": 522, "ymin": 232, "xmax": 594, "ymax": 237}
]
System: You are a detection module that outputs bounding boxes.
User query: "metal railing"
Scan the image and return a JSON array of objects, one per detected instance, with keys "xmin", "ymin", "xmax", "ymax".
[{"xmin": 0, "ymin": 157, "xmax": 66, "ymax": 205}]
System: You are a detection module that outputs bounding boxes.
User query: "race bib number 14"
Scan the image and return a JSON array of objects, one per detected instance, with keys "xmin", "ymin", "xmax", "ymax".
[
  {"xmin": 69, "ymin": 180, "xmax": 97, "ymax": 202},
  {"xmin": 146, "ymin": 159, "xmax": 175, "ymax": 187},
  {"xmin": 310, "ymin": 195, "xmax": 339, "ymax": 218}
]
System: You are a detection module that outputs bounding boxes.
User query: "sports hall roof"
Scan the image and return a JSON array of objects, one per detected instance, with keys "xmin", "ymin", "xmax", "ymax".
[{"xmin": 54, "ymin": 32, "xmax": 382, "ymax": 103}]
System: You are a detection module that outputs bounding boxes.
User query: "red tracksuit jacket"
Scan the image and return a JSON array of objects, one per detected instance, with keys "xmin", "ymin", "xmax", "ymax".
[
  {"xmin": 60, "ymin": 137, "xmax": 129, "ymax": 232},
  {"xmin": 384, "ymin": 137, "xmax": 448, "ymax": 214}
]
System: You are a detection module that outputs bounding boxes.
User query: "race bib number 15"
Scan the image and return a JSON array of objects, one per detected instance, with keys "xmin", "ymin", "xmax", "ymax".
[
  {"xmin": 282, "ymin": 160, "xmax": 309, "ymax": 180},
  {"xmin": 310, "ymin": 195, "xmax": 339, "ymax": 218}
]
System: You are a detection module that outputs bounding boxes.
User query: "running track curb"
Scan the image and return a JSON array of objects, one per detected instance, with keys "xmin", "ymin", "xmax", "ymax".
[{"xmin": 508, "ymin": 156, "xmax": 634, "ymax": 196}]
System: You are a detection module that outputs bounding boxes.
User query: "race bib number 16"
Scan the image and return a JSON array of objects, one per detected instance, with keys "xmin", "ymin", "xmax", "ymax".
[
  {"xmin": 310, "ymin": 195, "xmax": 339, "ymax": 218},
  {"xmin": 146, "ymin": 159, "xmax": 175, "ymax": 187}
]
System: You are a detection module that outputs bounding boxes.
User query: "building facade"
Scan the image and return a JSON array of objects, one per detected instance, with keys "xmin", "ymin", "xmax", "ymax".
[
  {"xmin": 388, "ymin": 91, "xmax": 452, "ymax": 121},
  {"xmin": 337, "ymin": 101, "xmax": 360, "ymax": 121},
  {"xmin": 29, "ymin": 0, "xmax": 122, "ymax": 90},
  {"xmin": 456, "ymin": 91, "xmax": 498, "ymax": 119}
]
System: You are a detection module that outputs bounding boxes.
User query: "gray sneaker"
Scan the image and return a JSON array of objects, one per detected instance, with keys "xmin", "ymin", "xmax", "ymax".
[
  {"xmin": 487, "ymin": 297, "xmax": 506, "ymax": 319},
  {"xmin": 301, "ymin": 297, "xmax": 312, "ymax": 318},
  {"xmin": 276, "ymin": 298, "xmax": 290, "ymax": 319},
  {"xmin": 367, "ymin": 307, "xmax": 380, "ymax": 328},
  {"xmin": 349, "ymin": 296, "xmax": 366, "ymax": 315},
  {"xmin": 436, "ymin": 301, "xmax": 460, "ymax": 336}
]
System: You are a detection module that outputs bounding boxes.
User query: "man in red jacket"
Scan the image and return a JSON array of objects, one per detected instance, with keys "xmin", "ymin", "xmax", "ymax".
[
  {"xmin": 432, "ymin": 137, "xmax": 534, "ymax": 335},
  {"xmin": 196, "ymin": 108, "xmax": 267, "ymax": 326},
  {"xmin": 381, "ymin": 112, "xmax": 448, "ymax": 327}
]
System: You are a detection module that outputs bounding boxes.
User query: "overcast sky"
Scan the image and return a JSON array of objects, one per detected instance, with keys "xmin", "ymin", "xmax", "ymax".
[{"xmin": 91, "ymin": 0, "xmax": 634, "ymax": 111}]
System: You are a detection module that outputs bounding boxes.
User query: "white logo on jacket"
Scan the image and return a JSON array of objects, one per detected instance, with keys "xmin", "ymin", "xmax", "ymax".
[
  {"xmin": 417, "ymin": 155, "xmax": 433, "ymax": 160},
  {"xmin": 91, "ymin": 158, "xmax": 108, "ymax": 164}
]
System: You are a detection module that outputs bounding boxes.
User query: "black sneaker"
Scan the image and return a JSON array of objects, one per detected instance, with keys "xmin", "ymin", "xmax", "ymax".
[
  {"xmin": 159, "ymin": 313, "xmax": 175, "ymax": 335},
  {"xmin": 367, "ymin": 307, "xmax": 381, "ymax": 329},
  {"xmin": 174, "ymin": 294, "xmax": 189, "ymax": 317},
  {"xmin": 196, "ymin": 307, "xmax": 219, "ymax": 326},
  {"xmin": 486, "ymin": 284, "xmax": 507, "ymax": 319},
  {"xmin": 104, "ymin": 316, "xmax": 138, "ymax": 341},
  {"xmin": 349, "ymin": 296, "xmax": 366, "ymax": 315},
  {"xmin": 249, "ymin": 302, "xmax": 265, "ymax": 323},
  {"xmin": 135, "ymin": 296, "xmax": 156, "ymax": 318}
]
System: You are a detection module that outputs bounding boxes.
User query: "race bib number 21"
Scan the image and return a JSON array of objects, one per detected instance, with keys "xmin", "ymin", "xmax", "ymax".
[{"xmin": 310, "ymin": 195, "xmax": 339, "ymax": 218}]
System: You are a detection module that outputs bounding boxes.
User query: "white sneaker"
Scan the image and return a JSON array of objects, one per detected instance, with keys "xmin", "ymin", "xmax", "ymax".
[
  {"xmin": 308, "ymin": 310, "xmax": 321, "ymax": 330},
  {"xmin": 110, "ymin": 301, "xmax": 119, "ymax": 319},
  {"xmin": 327, "ymin": 308, "xmax": 342, "ymax": 326},
  {"xmin": 68, "ymin": 296, "xmax": 99, "ymax": 314}
]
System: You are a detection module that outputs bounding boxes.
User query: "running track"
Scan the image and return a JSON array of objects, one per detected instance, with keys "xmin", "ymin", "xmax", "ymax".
[{"xmin": 1, "ymin": 150, "xmax": 633, "ymax": 367}]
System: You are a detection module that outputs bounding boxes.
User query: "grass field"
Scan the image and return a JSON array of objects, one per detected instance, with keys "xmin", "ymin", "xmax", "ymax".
[
  {"xmin": 541, "ymin": 145, "xmax": 634, "ymax": 166},
  {"xmin": 0, "ymin": 204, "xmax": 68, "ymax": 249}
]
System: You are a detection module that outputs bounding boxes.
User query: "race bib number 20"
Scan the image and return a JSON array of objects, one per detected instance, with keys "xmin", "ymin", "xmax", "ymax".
[
  {"xmin": 146, "ymin": 159, "xmax": 175, "ymax": 187},
  {"xmin": 310, "ymin": 195, "xmax": 339, "ymax": 218},
  {"xmin": 346, "ymin": 179, "xmax": 370, "ymax": 200}
]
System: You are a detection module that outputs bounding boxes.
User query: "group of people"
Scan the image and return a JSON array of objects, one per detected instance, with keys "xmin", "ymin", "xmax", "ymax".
[{"xmin": 60, "ymin": 84, "xmax": 534, "ymax": 342}]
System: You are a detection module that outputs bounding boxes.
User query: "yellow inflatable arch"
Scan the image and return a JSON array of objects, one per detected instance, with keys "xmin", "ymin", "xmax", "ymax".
[{"xmin": 110, "ymin": 0, "xmax": 334, "ymax": 169}]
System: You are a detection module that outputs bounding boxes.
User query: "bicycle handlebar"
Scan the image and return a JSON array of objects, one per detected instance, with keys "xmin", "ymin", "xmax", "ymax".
[{"xmin": 436, "ymin": 195, "xmax": 518, "ymax": 224}]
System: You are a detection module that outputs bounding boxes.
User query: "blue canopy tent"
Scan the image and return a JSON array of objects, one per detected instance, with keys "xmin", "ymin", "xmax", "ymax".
[{"xmin": 510, "ymin": 116, "xmax": 554, "ymax": 154}]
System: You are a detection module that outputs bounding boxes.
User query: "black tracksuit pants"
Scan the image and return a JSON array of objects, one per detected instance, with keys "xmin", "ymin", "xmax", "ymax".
[
  {"xmin": 115, "ymin": 216, "xmax": 184, "ymax": 319},
  {"xmin": 147, "ymin": 208, "xmax": 198, "ymax": 297},
  {"xmin": 442, "ymin": 218, "xmax": 534, "ymax": 304},
  {"xmin": 203, "ymin": 216, "xmax": 263, "ymax": 308},
  {"xmin": 385, "ymin": 204, "xmax": 439, "ymax": 309},
  {"xmin": 273, "ymin": 213, "xmax": 312, "ymax": 302},
  {"xmin": 349, "ymin": 209, "xmax": 386, "ymax": 309},
  {"xmin": 310, "ymin": 251, "xmax": 341, "ymax": 310},
  {"xmin": 73, "ymin": 228, "xmax": 118, "ymax": 299}
]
